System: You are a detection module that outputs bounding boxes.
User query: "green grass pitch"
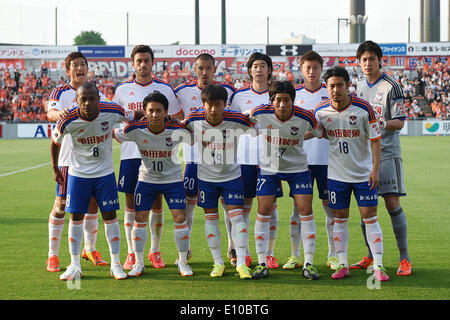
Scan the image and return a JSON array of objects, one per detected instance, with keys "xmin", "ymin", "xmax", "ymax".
[{"xmin": 0, "ymin": 136, "xmax": 449, "ymax": 301}]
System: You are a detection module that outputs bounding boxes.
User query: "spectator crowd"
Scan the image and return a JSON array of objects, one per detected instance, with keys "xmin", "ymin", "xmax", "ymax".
[{"xmin": 1, "ymin": 58, "xmax": 448, "ymax": 123}]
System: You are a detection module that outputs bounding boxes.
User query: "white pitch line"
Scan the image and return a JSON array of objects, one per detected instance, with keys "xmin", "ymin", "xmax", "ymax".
[{"xmin": 0, "ymin": 162, "xmax": 51, "ymax": 178}]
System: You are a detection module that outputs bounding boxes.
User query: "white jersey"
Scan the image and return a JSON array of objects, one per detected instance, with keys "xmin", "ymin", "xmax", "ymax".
[
  {"xmin": 48, "ymin": 82, "xmax": 106, "ymax": 166},
  {"xmin": 314, "ymin": 96, "xmax": 381, "ymax": 183},
  {"xmin": 113, "ymin": 77, "xmax": 182, "ymax": 160},
  {"xmin": 248, "ymin": 104, "xmax": 323, "ymax": 174},
  {"xmin": 113, "ymin": 119, "xmax": 191, "ymax": 184},
  {"xmin": 52, "ymin": 101, "xmax": 135, "ymax": 178},
  {"xmin": 184, "ymin": 109, "xmax": 251, "ymax": 183},
  {"xmin": 175, "ymin": 80, "xmax": 236, "ymax": 163},
  {"xmin": 230, "ymin": 85, "xmax": 270, "ymax": 165},
  {"xmin": 295, "ymin": 83, "xmax": 330, "ymax": 165}
]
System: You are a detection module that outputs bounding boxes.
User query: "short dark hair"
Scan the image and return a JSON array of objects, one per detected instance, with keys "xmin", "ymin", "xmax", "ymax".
[
  {"xmin": 195, "ymin": 53, "xmax": 215, "ymax": 65},
  {"xmin": 131, "ymin": 45, "xmax": 154, "ymax": 63},
  {"xmin": 356, "ymin": 40, "xmax": 383, "ymax": 68},
  {"xmin": 247, "ymin": 52, "xmax": 273, "ymax": 81},
  {"xmin": 143, "ymin": 91, "xmax": 169, "ymax": 112},
  {"xmin": 77, "ymin": 82, "xmax": 99, "ymax": 97},
  {"xmin": 323, "ymin": 66, "xmax": 350, "ymax": 84},
  {"xmin": 268, "ymin": 81, "xmax": 296, "ymax": 103},
  {"xmin": 201, "ymin": 84, "xmax": 228, "ymax": 104},
  {"xmin": 300, "ymin": 50, "xmax": 323, "ymax": 67},
  {"xmin": 65, "ymin": 52, "xmax": 88, "ymax": 71}
]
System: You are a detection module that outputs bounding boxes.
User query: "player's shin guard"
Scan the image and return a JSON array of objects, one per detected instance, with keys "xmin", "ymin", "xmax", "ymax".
[
  {"xmin": 49, "ymin": 214, "xmax": 65, "ymax": 257},
  {"xmin": 228, "ymin": 209, "xmax": 248, "ymax": 266},
  {"xmin": 363, "ymin": 216, "xmax": 384, "ymax": 268},
  {"xmin": 174, "ymin": 220, "xmax": 190, "ymax": 256},
  {"xmin": 324, "ymin": 205, "xmax": 336, "ymax": 257},
  {"xmin": 333, "ymin": 218, "xmax": 349, "ymax": 267},
  {"xmin": 104, "ymin": 217, "xmax": 121, "ymax": 265},
  {"xmin": 185, "ymin": 196, "xmax": 197, "ymax": 232},
  {"xmin": 289, "ymin": 206, "xmax": 301, "ymax": 257},
  {"xmin": 255, "ymin": 213, "xmax": 271, "ymax": 264},
  {"xmin": 221, "ymin": 198, "xmax": 234, "ymax": 250},
  {"xmin": 267, "ymin": 204, "xmax": 279, "ymax": 256},
  {"xmin": 149, "ymin": 209, "xmax": 164, "ymax": 253},
  {"xmin": 124, "ymin": 209, "xmax": 135, "ymax": 254},
  {"xmin": 83, "ymin": 213, "xmax": 98, "ymax": 252},
  {"xmin": 131, "ymin": 221, "xmax": 148, "ymax": 264},
  {"xmin": 205, "ymin": 213, "xmax": 223, "ymax": 264},
  {"xmin": 68, "ymin": 219, "xmax": 83, "ymax": 267},
  {"xmin": 388, "ymin": 206, "xmax": 409, "ymax": 262},
  {"xmin": 360, "ymin": 218, "xmax": 373, "ymax": 259},
  {"xmin": 243, "ymin": 204, "xmax": 252, "ymax": 255},
  {"xmin": 300, "ymin": 213, "xmax": 316, "ymax": 266}
]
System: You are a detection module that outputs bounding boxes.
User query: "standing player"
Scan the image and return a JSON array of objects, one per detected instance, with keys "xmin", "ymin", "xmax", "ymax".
[
  {"xmin": 247, "ymin": 81, "xmax": 323, "ymax": 280},
  {"xmin": 314, "ymin": 66, "xmax": 389, "ymax": 281},
  {"xmin": 113, "ymin": 92, "xmax": 193, "ymax": 277},
  {"xmin": 174, "ymin": 53, "xmax": 235, "ymax": 263},
  {"xmin": 284, "ymin": 51, "xmax": 338, "ymax": 271},
  {"xmin": 230, "ymin": 52, "xmax": 281, "ymax": 269},
  {"xmin": 352, "ymin": 40, "xmax": 411, "ymax": 276},
  {"xmin": 113, "ymin": 45, "xmax": 182, "ymax": 270},
  {"xmin": 184, "ymin": 84, "xmax": 252, "ymax": 280},
  {"xmin": 46, "ymin": 52, "xmax": 108, "ymax": 272},
  {"xmin": 51, "ymin": 83, "xmax": 142, "ymax": 280}
]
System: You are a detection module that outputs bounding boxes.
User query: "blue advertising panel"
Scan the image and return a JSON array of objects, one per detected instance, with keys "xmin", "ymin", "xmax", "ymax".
[
  {"xmin": 379, "ymin": 43, "xmax": 407, "ymax": 56},
  {"xmin": 78, "ymin": 46, "xmax": 125, "ymax": 58}
]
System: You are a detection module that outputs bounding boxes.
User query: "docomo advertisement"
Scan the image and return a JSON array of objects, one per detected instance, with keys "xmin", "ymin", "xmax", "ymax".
[{"xmin": 17, "ymin": 123, "xmax": 55, "ymax": 138}]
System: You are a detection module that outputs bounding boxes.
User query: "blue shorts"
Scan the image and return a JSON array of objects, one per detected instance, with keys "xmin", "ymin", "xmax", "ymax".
[
  {"xmin": 55, "ymin": 166, "xmax": 69, "ymax": 198},
  {"xmin": 135, "ymin": 181, "xmax": 186, "ymax": 211},
  {"xmin": 257, "ymin": 170, "xmax": 313, "ymax": 197},
  {"xmin": 65, "ymin": 172, "xmax": 120, "ymax": 214},
  {"xmin": 183, "ymin": 163, "xmax": 199, "ymax": 197},
  {"xmin": 327, "ymin": 178, "xmax": 378, "ymax": 210},
  {"xmin": 241, "ymin": 165, "xmax": 257, "ymax": 198},
  {"xmin": 198, "ymin": 177, "xmax": 244, "ymax": 209},
  {"xmin": 309, "ymin": 165, "xmax": 328, "ymax": 200},
  {"xmin": 117, "ymin": 158, "xmax": 142, "ymax": 194}
]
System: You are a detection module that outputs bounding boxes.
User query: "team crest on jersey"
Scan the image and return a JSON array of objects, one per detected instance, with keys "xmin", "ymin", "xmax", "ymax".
[
  {"xmin": 297, "ymin": 99, "xmax": 305, "ymax": 104},
  {"xmin": 102, "ymin": 121, "xmax": 109, "ymax": 131},
  {"xmin": 246, "ymin": 100, "xmax": 253, "ymax": 104},
  {"xmin": 166, "ymin": 137, "xmax": 173, "ymax": 147},
  {"xmin": 349, "ymin": 116, "xmax": 357, "ymax": 125},
  {"xmin": 290, "ymin": 127, "xmax": 299, "ymax": 136},
  {"xmin": 375, "ymin": 91, "xmax": 384, "ymax": 101},
  {"xmin": 321, "ymin": 96, "xmax": 328, "ymax": 101}
]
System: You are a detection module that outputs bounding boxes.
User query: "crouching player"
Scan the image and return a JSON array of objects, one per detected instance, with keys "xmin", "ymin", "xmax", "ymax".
[
  {"xmin": 113, "ymin": 92, "xmax": 193, "ymax": 277},
  {"xmin": 184, "ymin": 84, "xmax": 252, "ymax": 280},
  {"xmin": 51, "ymin": 83, "xmax": 143, "ymax": 281}
]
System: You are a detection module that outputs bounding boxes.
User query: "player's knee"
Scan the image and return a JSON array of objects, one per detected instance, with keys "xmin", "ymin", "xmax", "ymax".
[
  {"xmin": 151, "ymin": 195, "xmax": 163, "ymax": 210},
  {"xmin": 71, "ymin": 213, "xmax": 84, "ymax": 222},
  {"xmin": 101, "ymin": 211, "xmax": 117, "ymax": 221},
  {"xmin": 135, "ymin": 211, "xmax": 149, "ymax": 223},
  {"xmin": 384, "ymin": 196, "xmax": 400, "ymax": 212},
  {"xmin": 87, "ymin": 197, "xmax": 98, "ymax": 214},
  {"xmin": 52, "ymin": 198, "xmax": 66, "ymax": 218},
  {"xmin": 125, "ymin": 193, "xmax": 135, "ymax": 209},
  {"xmin": 172, "ymin": 210, "xmax": 186, "ymax": 224}
]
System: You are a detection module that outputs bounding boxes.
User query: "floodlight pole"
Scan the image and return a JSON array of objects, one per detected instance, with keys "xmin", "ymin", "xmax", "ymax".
[
  {"xmin": 55, "ymin": 7, "xmax": 58, "ymax": 45},
  {"xmin": 221, "ymin": 0, "xmax": 226, "ymax": 44},
  {"xmin": 195, "ymin": 0, "xmax": 200, "ymax": 44}
]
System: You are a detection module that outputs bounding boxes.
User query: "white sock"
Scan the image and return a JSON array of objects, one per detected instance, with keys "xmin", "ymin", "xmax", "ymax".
[
  {"xmin": 221, "ymin": 198, "xmax": 234, "ymax": 251},
  {"xmin": 48, "ymin": 214, "xmax": 65, "ymax": 257},
  {"xmin": 104, "ymin": 217, "xmax": 121, "ymax": 265},
  {"xmin": 267, "ymin": 204, "xmax": 279, "ymax": 256},
  {"xmin": 205, "ymin": 212, "xmax": 223, "ymax": 264},
  {"xmin": 185, "ymin": 196, "xmax": 197, "ymax": 232},
  {"xmin": 363, "ymin": 216, "xmax": 384, "ymax": 268},
  {"xmin": 300, "ymin": 213, "xmax": 316, "ymax": 266},
  {"xmin": 83, "ymin": 213, "xmax": 98, "ymax": 252},
  {"xmin": 289, "ymin": 206, "xmax": 301, "ymax": 258},
  {"xmin": 228, "ymin": 208, "xmax": 248, "ymax": 266},
  {"xmin": 324, "ymin": 205, "xmax": 336, "ymax": 258},
  {"xmin": 333, "ymin": 217, "xmax": 349, "ymax": 267},
  {"xmin": 243, "ymin": 204, "xmax": 252, "ymax": 256},
  {"xmin": 124, "ymin": 209, "xmax": 135, "ymax": 254},
  {"xmin": 174, "ymin": 220, "xmax": 190, "ymax": 253},
  {"xmin": 149, "ymin": 209, "xmax": 164, "ymax": 253},
  {"xmin": 254, "ymin": 213, "xmax": 270, "ymax": 264},
  {"xmin": 131, "ymin": 221, "xmax": 147, "ymax": 264},
  {"xmin": 68, "ymin": 219, "xmax": 83, "ymax": 267}
]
